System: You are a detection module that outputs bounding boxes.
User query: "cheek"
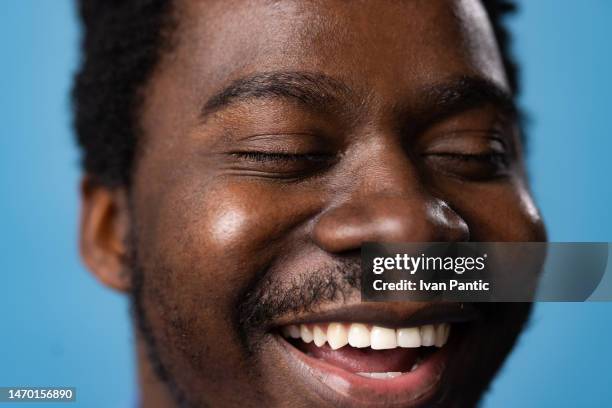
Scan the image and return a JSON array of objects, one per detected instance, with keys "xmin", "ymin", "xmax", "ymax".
[
  {"xmin": 149, "ymin": 181, "xmax": 321, "ymax": 265},
  {"xmin": 132, "ymin": 177, "xmax": 323, "ymax": 400},
  {"xmin": 207, "ymin": 204, "xmax": 251, "ymax": 248},
  {"xmin": 138, "ymin": 179, "xmax": 311, "ymax": 325},
  {"xmin": 143, "ymin": 182, "xmax": 280, "ymax": 269},
  {"xmin": 450, "ymin": 179, "xmax": 546, "ymax": 241}
]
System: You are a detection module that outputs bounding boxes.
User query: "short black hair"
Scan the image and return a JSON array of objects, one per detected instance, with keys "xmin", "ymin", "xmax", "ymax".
[{"xmin": 72, "ymin": 0, "xmax": 520, "ymax": 187}]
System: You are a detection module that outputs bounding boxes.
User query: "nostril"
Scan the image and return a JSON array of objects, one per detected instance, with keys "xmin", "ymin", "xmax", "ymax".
[{"xmin": 312, "ymin": 197, "xmax": 469, "ymax": 253}]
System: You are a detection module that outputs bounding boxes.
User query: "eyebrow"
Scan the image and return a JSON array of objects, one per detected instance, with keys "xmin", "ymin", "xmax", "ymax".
[
  {"xmin": 201, "ymin": 71, "xmax": 518, "ymax": 125},
  {"xmin": 201, "ymin": 71, "xmax": 352, "ymax": 120},
  {"xmin": 413, "ymin": 75, "xmax": 518, "ymax": 124}
]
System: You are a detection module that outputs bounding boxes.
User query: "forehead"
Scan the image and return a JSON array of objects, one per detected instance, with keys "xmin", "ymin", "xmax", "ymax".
[
  {"xmin": 168, "ymin": 0, "xmax": 505, "ymax": 94},
  {"xmin": 140, "ymin": 0, "xmax": 508, "ymax": 150}
]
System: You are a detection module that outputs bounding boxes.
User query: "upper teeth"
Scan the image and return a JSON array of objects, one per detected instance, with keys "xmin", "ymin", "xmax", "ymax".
[{"xmin": 281, "ymin": 322, "xmax": 450, "ymax": 350}]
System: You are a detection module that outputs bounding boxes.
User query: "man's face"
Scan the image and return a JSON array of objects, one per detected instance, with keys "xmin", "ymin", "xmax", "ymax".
[{"xmin": 125, "ymin": 0, "xmax": 545, "ymax": 406}]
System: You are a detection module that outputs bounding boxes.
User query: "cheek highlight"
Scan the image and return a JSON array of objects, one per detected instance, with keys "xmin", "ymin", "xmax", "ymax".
[
  {"xmin": 208, "ymin": 205, "xmax": 251, "ymax": 249},
  {"xmin": 517, "ymin": 184, "xmax": 544, "ymax": 227},
  {"xmin": 195, "ymin": 182, "xmax": 314, "ymax": 255}
]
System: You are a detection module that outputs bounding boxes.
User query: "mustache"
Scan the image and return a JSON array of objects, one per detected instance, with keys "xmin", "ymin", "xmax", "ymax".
[
  {"xmin": 234, "ymin": 257, "xmax": 514, "ymax": 343},
  {"xmin": 237, "ymin": 258, "xmax": 362, "ymax": 336}
]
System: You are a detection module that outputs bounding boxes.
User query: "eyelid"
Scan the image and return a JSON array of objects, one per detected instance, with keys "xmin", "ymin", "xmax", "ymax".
[
  {"xmin": 230, "ymin": 151, "xmax": 334, "ymax": 162},
  {"xmin": 226, "ymin": 150, "xmax": 338, "ymax": 180},
  {"xmin": 234, "ymin": 132, "xmax": 320, "ymax": 142},
  {"xmin": 227, "ymin": 131, "xmax": 338, "ymax": 156},
  {"xmin": 230, "ymin": 150, "xmax": 335, "ymax": 158},
  {"xmin": 422, "ymin": 131, "xmax": 509, "ymax": 155},
  {"xmin": 229, "ymin": 151, "xmax": 339, "ymax": 174}
]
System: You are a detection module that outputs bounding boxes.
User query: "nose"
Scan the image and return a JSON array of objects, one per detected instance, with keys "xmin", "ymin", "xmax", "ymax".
[
  {"xmin": 312, "ymin": 148, "xmax": 469, "ymax": 253},
  {"xmin": 313, "ymin": 196, "xmax": 469, "ymax": 253}
]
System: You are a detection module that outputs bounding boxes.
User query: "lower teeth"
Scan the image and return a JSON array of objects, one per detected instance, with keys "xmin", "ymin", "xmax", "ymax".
[
  {"xmin": 356, "ymin": 360, "xmax": 420, "ymax": 379},
  {"xmin": 356, "ymin": 372, "xmax": 402, "ymax": 379}
]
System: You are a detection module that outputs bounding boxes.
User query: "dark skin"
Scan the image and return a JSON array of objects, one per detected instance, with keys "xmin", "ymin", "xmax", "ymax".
[{"xmin": 80, "ymin": 0, "xmax": 546, "ymax": 407}]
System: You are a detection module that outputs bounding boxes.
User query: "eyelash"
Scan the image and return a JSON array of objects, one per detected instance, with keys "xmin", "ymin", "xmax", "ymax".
[
  {"xmin": 232, "ymin": 151, "xmax": 332, "ymax": 163},
  {"xmin": 233, "ymin": 151, "xmax": 508, "ymax": 165},
  {"xmin": 430, "ymin": 152, "xmax": 510, "ymax": 165},
  {"xmin": 231, "ymin": 150, "xmax": 510, "ymax": 182}
]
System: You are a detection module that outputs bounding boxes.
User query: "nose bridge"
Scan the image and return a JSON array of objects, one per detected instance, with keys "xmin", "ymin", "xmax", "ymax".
[
  {"xmin": 353, "ymin": 137, "xmax": 421, "ymax": 198},
  {"xmin": 312, "ymin": 139, "xmax": 469, "ymax": 252}
]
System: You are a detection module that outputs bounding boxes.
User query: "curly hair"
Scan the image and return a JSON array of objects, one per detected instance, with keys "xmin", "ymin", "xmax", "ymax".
[{"xmin": 72, "ymin": 0, "xmax": 520, "ymax": 187}]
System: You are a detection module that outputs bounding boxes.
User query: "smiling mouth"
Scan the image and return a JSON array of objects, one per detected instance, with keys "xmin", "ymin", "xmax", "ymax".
[
  {"xmin": 271, "ymin": 304, "xmax": 478, "ymax": 407},
  {"xmin": 281, "ymin": 322, "xmax": 450, "ymax": 378}
]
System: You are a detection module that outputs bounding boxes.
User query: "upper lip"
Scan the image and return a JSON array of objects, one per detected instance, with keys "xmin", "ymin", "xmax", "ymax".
[{"xmin": 272, "ymin": 302, "xmax": 481, "ymax": 329}]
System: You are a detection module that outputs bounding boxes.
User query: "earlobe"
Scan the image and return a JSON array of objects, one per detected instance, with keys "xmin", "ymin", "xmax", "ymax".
[{"xmin": 79, "ymin": 177, "xmax": 132, "ymax": 292}]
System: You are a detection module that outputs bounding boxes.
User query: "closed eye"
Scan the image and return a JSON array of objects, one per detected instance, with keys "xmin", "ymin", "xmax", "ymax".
[
  {"xmin": 228, "ymin": 151, "xmax": 337, "ymax": 179},
  {"xmin": 423, "ymin": 152, "xmax": 512, "ymax": 180},
  {"xmin": 430, "ymin": 152, "xmax": 509, "ymax": 165},
  {"xmin": 231, "ymin": 151, "xmax": 333, "ymax": 163}
]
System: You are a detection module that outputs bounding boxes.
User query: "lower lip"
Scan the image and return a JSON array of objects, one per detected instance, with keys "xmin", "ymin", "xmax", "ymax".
[{"xmin": 276, "ymin": 334, "xmax": 451, "ymax": 407}]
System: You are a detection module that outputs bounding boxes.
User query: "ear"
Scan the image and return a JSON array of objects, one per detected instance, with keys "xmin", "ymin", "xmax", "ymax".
[{"xmin": 79, "ymin": 176, "xmax": 132, "ymax": 292}]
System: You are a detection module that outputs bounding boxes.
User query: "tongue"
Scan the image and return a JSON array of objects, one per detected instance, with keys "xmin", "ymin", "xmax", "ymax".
[{"xmin": 298, "ymin": 342, "xmax": 420, "ymax": 373}]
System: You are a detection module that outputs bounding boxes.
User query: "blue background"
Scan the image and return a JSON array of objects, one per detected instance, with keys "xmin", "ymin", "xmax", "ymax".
[{"xmin": 1, "ymin": 1, "xmax": 610, "ymax": 407}]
